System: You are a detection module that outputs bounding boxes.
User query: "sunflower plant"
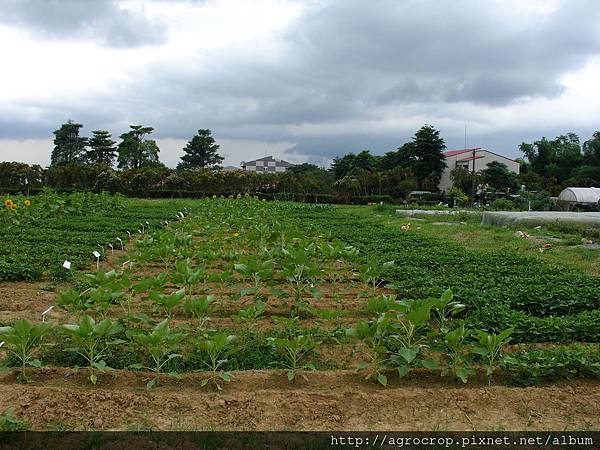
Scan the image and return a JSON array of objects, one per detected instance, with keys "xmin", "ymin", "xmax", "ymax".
[{"xmin": 0, "ymin": 319, "xmax": 52, "ymax": 382}]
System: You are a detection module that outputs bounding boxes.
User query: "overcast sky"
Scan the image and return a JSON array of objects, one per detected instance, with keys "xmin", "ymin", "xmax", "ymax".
[{"xmin": 1, "ymin": 0, "xmax": 600, "ymax": 168}]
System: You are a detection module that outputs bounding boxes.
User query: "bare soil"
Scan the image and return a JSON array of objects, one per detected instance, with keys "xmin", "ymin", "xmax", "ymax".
[{"xmin": 0, "ymin": 368, "xmax": 598, "ymax": 431}]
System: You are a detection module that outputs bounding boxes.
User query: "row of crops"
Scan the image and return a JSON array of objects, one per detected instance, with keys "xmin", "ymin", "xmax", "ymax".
[
  {"xmin": 290, "ymin": 206, "xmax": 600, "ymax": 344},
  {"xmin": 0, "ymin": 191, "xmax": 199, "ymax": 281},
  {"xmin": 0, "ymin": 196, "xmax": 599, "ymax": 389}
]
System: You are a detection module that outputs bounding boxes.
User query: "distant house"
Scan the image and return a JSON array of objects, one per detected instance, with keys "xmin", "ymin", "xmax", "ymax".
[
  {"xmin": 439, "ymin": 148, "xmax": 520, "ymax": 192},
  {"xmin": 221, "ymin": 165, "xmax": 241, "ymax": 172},
  {"xmin": 240, "ymin": 156, "xmax": 295, "ymax": 173}
]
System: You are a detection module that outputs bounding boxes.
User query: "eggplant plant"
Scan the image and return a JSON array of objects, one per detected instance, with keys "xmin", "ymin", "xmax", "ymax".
[
  {"xmin": 130, "ymin": 319, "xmax": 187, "ymax": 389},
  {"xmin": 440, "ymin": 325, "xmax": 474, "ymax": 383},
  {"xmin": 0, "ymin": 320, "xmax": 51, "ymax": 382},
  {"xmin": 172, "ymin": 258, "xmax": 206, "ymax": 298},
  {"xmin": 359, "ymin": 260, "xmax": 394, "ymax": 294},
  {"xmin": 472, "ymin": 327, "xmax": 515, "ymax": 383},
  {"xmin": 62, "ymin": 315, "xmax": 124, "ymax": 385},
  {"xmin": 430, "ymin": 289, "xmax": 466, "ymax": 333},
  {"xmin": 281, "ymin": 246, "xmax": 321, "ymax": 317},
  {"xmin": 388, "ymin": 299, "xmax": 438, "ymax": 378},
  {"xmin": 184, "ymin": 294, "xmax": 215, "ymax": 329},
  {"xmin": 346, "ymin": 316, "xmax": 392, "ymax": 386},
  {"xmin": 234, "ymin": 257, "xmax": 274, "ymax": 303},
  {"xmin": 149, "ymin": 288, "xmax": 186, "ymax": 318},
  {"xmin": 268, "ymin": 335, "xmax": 321, "ymax": 382},
  {"xmin": 236, "ymin": 302, "xmax": 266, "ymax": 324},
  {"xmin": 196, "ymin": 332, "xmax": 236, "ymax": 390}
]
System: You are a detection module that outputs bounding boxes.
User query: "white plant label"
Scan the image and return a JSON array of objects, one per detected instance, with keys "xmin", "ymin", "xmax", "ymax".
[
  {"xmin": 0, "ymin": 341, "xmax": 4, "ymax": 349},
  {"xmin": 93, "ymin": 251, "xmax": 101, "ymax": 258},
  {"xmin": 62, "ymin": 260, "xmax": 71, "ymax": 269}
]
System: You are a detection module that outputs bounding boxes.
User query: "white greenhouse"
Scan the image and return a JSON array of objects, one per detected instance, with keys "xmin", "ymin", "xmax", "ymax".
[{"xmin": 557, "ymin": 187, "xmax": 600, "ymax": 210}]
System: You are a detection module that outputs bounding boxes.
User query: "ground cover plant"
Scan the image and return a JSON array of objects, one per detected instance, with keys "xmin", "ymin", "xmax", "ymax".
[
  {"xmin": 0, "ymin": 191, "xmax": 198, "ymax": 281},
  {"xmin": 0, "ymin": 196, "xmax": 598, "ymax": 430}
]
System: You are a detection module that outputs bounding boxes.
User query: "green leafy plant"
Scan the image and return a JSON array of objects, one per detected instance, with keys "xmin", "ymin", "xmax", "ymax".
[
  {"xmin": 388, "ymin": 299, "xmax": 437, "ymax": 378},
  {"xmin": 346, "ymin": 316, "xmax": 392, "ymax": 386},
  {"xmin": 268, "ymin": 335, "xmax": 320, "ymax": 382},
  {"xmin": 62, "ymin": 316, "xmax": 124, "ymax": 385},
  {"xmin": 197, "ymin": 332, "xmax": 236, "ymax": 390},
  {"xmin": 234, "ymin": 257, "xmax": 274, "ymax": 302},
  {"xmin": 130, "ymin": 319, "xmax": 187, "ymax": 389},
  {"xmin": 0, "ymin": 407, "xmax": 29, "ymax": 431},
  {"xmin": 472, "ymin": 327, "xmax": 515, "ymax": 383},
  {"xmin": 0, "ymin": 319, "xmax": 51, "ymax": 382},
  {"xmin": 149, "ymin": 288, "xmax": 186, "ymax": 318},
  {"xmin": 440, "ymin": 325, "xmax": 474, "ymax": 383},
  {"xmin": 430, "ymin": 289, "xmax": 466, "ymax": 333},
  {"xmin": 184, "ymin": 294, "xmax": 214, "ymax": 329}
]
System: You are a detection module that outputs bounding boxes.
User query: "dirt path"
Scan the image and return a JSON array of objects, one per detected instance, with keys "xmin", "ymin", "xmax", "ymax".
[{"xmin": 1, "ymin": 368, "xmax": 598, "ymax": 431}]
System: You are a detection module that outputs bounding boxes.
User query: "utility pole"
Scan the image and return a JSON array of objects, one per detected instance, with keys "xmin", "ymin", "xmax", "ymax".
[{"xmin": 471, "ymin": 147, "xmax": 477, "ymax": 206}]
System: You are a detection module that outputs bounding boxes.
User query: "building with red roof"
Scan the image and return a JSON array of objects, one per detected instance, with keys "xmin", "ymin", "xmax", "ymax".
[{"xmin": 439, "ymin": 148, "xmax": 520, "ymax": 192}]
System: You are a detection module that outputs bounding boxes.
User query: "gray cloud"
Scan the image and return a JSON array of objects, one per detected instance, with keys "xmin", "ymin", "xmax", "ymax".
[
  {"xmin": 0, "ymin": 0, "xmax": 167, "ymax": 47},
  {"xmin": 2, "ymin": 0, "xmax": 600, "ymax": 164}
]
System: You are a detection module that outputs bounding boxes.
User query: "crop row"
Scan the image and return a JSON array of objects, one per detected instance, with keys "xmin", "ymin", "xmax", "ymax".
[{"xmin": 288, "ymin": 206, "xmax": 600, "ymax": 343}]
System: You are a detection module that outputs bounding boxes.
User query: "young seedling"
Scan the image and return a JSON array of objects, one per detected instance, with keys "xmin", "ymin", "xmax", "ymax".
[
  {"xmin": 268, "ymin": 335, "xmax": 320, "ymax": 382},
  {"xmin": 196, "ymin": 332, "xmax": 236, "ymax": 390},
  {"xmin": 0, "ymin": 320, "xmax": 51, "ymax": 382},
  {"xmin": 149, "ymin": 288, "xmax": 186, "ymax": 318},
  {"xmin": 441, "ymin": 325, "xmax": 474, "ymax": 383},
  {"xmin": 346, "ymin": 316, "xmax": 392, "ymax": 386},
  {"xmin": 184, "ymin": 295, "xmax": 215, "ymax": 330},
  {"xmin": 430, "ymin": 289, "xmax": 466, "ymax": 333},
  {"xmin": 281, "ymin": 246, "xmax": 321, "ymax": 317},
  {"xmin": 62, "ymin": 315, "xmax": 124, "ymax": 385},
  {"xmin": 130, "ymin": 319, "xmax": 187, "ymax": 389},
  {"xmin": 389, "ymin": 300, "xmax": 438, "ymax": 378},
  {"xmin": 359, "ymin": 260, "xmax": 394, "ymax": 295},
  {"xmin": 234, "ymin": 257, "xmax": 274, "ymax": 303},
  {"xmin": 472, "ymin": 327, "xmax": 515, "ymax": 384}
]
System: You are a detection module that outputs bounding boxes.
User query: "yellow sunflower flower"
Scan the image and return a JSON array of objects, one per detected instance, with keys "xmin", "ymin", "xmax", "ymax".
[
  {"xmin": 24, "ymin": 199, "xmax": 31, "ymax": 207},
  {"xmin": 10, "ymin": 204, "xmax": 17, "ymax": 211},
  {"xmin": 3, "ymin": 199, "xmax": 13, "ymax": 207},
  {"xmin": 233, "ymin": 232, "xmax": 240, "ymax": 237}
]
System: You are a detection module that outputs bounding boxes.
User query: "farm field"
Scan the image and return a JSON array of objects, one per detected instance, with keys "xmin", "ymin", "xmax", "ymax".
[{"xmin": 0, "ymin": 195, "xmax": 599, "ymax": 431}]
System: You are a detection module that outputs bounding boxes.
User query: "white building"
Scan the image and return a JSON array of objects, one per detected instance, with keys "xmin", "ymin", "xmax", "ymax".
[
  {"xmin": 439, "ymin": 148, "xmax": 520, "ymax": 192},
  {"xmin": 241, "ymin": 156, "xmax": 295, "ymax": 173}
]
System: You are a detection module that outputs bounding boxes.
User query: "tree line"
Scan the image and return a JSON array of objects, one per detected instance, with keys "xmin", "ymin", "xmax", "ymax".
[
  {"xmin": 51, "ymin": 121, "xmax": 223, "ymax": 170},
  {"xmin": 2, "ymin": 120, "xmax": 600, "ymax": 203}
]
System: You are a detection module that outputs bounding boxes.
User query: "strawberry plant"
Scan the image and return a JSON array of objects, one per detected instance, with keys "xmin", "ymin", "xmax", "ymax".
[{"xmin": 0, "ymin": 320, "xmax": 51, "ymax": 382}]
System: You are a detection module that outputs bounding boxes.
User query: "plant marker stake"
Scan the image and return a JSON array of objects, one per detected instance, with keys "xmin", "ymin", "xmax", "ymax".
[
  {"xmin": 145, "ymin": 220, "xmax": 150, "ymax": 226},
  {"xmin": 126, "ymin": 230, "xmax": 131, "ymax": 237},
  {"xmin": 141, "ymin": 224, "xmax": 145, "ymax": 233},
  {"xmin": 0, "ymin": 341, "xmax": 4, "ymax": 349},
  {"xmin": 93, "ymin": 251, "xmax": 101, "ymax": 270},
  {"xmin": 138, "ymin": 229, "xmax": 142, "ymax": 234},
  {"xmin": 108, "ymin": 243, "xmax": 114, "ymax": 254},
  {"xmin": 117, "ymin": 237, "xmax": 124, "ymax": 250},
  {"xmin": 62, "ymin": 260, "xmax": 71, "ymax": 270},
  {"xmin": 42, "ymin": 305, "xmax": 54, "ymax": 322}
]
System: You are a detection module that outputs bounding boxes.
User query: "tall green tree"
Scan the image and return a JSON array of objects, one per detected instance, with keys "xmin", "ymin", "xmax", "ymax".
[
  {"xmin": 178, "ymin": 129, "xmax": 223, "ymax": 170},
  {"xmin": 117, "ymin": 125, "xmax": 160, "ymax": 169},
  {"xmin": 86, "ymin": 130, "xmax": 117, "ymax": 166},
  {"xmin": 481, "ymin": 161, "xmax": 518, "ymax": 192},
  {"xmin": 583, "ymin": 131, "xmax": 600, "ymax": 167},
  {"xmin": 50, "ymin": 120, "xmax": 88, "ymax": 166},
  {"xmin": 406, "ymin": 125, "xmax": 447, "ymax": 189}
]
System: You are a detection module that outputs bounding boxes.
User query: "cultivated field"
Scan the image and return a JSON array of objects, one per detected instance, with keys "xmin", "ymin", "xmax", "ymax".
[{"xmin": 0, "ymin": 195, "xmax": 598, "ymax": 431}]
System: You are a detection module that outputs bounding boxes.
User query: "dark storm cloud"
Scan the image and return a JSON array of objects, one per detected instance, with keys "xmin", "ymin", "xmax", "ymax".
[
  {"xmin": 138, "ymin": 0, "xmax": 600, "ymax": 136},
  {"xmin": 0, "ymin": 0, "xmax": 167, "ymax": 47},
  {"xmin": 2, "ymin": 0, "xmax": 600, "ymax": 162}
]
